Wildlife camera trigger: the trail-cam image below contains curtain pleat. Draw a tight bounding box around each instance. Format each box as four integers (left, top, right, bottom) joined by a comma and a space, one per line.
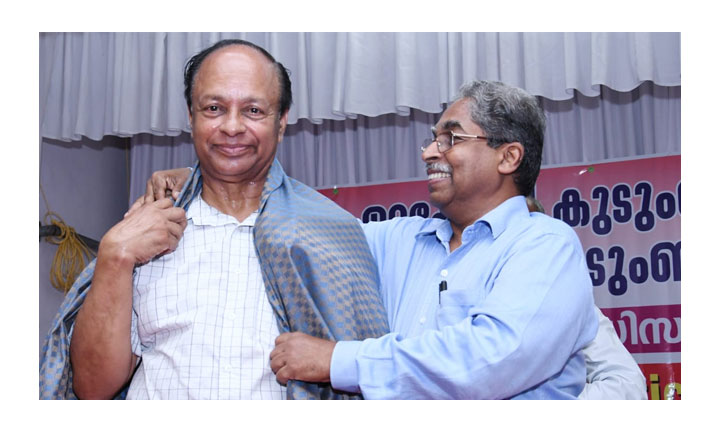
38, 32, 680, 204
41, 32, 680, 142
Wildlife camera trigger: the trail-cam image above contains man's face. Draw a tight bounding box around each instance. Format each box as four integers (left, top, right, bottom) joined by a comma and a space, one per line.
189, 45, 287, 184
421, 98, 505, 213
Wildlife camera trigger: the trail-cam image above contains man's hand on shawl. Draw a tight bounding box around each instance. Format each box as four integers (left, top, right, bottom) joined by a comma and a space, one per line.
147, 167, 192, 202
102, 198, 187, 266
124, 167, 191, 218
270, 332, 336, 385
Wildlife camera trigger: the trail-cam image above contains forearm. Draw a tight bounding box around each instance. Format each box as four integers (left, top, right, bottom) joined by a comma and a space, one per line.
332, 317, 566, 399
70, 247, 137, 399
332, 242, 598, 399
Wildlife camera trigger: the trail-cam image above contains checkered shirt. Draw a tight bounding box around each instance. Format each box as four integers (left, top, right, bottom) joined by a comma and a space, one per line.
126, 195, 285, 399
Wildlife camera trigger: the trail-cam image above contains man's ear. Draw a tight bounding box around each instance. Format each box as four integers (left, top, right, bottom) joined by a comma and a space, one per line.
498, 142, 524, 175
277, 110, 289, 141
188, 110, 194, 138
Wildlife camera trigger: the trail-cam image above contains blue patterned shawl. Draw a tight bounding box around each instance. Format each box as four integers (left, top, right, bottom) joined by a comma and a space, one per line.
39, 159, 389, 400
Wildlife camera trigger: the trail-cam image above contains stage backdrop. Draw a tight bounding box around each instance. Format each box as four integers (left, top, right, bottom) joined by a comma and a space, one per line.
318, 155, 680, 400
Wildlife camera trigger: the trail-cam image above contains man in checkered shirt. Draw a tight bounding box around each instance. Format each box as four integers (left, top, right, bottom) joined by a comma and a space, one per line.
69, 40, 295, 399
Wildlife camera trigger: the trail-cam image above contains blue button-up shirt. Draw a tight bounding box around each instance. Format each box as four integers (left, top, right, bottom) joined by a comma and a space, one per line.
330, 195, 598, 399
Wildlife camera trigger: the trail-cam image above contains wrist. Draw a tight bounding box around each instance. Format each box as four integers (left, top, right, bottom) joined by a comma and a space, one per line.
97, 237, 138, 271
330, 340, 362, 393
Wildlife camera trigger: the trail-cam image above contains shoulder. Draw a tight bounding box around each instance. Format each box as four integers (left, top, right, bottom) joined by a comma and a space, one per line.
362, 216, 442, 237
500, 211, 584, 254
362, 216, 443, 257
486, 196, 578, 245
528, 211, 578, 238
264, 175, 357, 224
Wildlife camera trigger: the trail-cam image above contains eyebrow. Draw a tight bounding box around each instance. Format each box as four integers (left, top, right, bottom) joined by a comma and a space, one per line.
195, 94, 225, 107
439, 120, 462, 131
432, 120, 463, 136
196, 94, 270, 106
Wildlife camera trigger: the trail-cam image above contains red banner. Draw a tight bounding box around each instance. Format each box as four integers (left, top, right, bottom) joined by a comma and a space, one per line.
319, 181, 444, 222
319, 155, 681, 400
640, 363, 681, 400
601, 305, 680, 354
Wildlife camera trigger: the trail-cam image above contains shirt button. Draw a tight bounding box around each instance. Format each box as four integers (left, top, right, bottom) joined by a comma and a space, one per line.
227, 312, 236, 320
419, 317, 426, 325
440, 269, 448, 277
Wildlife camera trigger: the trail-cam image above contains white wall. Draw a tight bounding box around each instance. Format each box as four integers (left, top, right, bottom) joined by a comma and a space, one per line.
39, 135, 130, 355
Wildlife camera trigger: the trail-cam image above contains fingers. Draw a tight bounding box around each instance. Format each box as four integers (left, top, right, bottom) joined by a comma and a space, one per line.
155, 205, 187, 255
166, 206, 187, 224
270, 334, 292, 384
164, 206, 188, 243
276, 370, 289, 386
144, 178, 156, 203
269, 351, 283, 373
270, 355, 287, 384
124, 195, 145, 218
119, 198, 187, 260
150, 172, 171, 202
270, 332, 334, 384
166, 222, 183, 244
269, 335, 286, 368
125, 196, 177, 219
171, 179, 184, 201
274, 332, 293, 345
177, 216, 188, 233
151, 197, 175, 209
146, 173, 173, 202
165, 215, 186, 242
269, 351, 290, 385
148, 168, 191, 202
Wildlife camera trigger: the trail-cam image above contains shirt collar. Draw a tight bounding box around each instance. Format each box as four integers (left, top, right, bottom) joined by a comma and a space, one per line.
414, 195, 529, 241
480, 195, 528, 239
187, 194, 258, 227
415, 218, 453, 243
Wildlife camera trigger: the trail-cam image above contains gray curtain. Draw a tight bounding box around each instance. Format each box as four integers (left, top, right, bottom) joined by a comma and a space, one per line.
40, 32, 680, 140
37, 32, 681, 203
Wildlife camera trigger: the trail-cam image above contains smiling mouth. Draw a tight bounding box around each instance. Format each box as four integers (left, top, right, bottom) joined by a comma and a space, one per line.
426, 162, 452, 181
428, 172, 451, 180
215, 144, 252, 155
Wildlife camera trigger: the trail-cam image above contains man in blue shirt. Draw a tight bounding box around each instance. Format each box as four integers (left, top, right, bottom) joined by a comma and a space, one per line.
268, 80, 598, 399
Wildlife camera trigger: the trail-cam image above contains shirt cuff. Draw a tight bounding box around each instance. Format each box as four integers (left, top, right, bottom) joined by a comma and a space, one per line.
330, 340, 363, 394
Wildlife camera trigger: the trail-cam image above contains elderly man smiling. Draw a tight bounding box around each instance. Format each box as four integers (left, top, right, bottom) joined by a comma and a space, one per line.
40, 39, 388, 400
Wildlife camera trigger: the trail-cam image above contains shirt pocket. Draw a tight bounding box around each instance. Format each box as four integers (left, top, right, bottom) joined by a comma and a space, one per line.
436, 288, 480, 328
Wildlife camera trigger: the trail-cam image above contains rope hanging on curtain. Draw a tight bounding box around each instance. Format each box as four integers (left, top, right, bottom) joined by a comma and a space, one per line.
40, 185, 96, 293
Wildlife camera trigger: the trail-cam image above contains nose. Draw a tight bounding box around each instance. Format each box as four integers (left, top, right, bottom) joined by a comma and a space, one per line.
421, 140, 442, 163
219, 110, 247, 136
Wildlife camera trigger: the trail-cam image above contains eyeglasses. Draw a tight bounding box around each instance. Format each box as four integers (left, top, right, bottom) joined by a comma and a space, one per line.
420, 130, 488, 154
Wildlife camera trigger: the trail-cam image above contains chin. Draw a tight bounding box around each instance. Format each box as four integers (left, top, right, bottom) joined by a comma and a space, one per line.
427, 194, 447, 211
215, 155, 256, 169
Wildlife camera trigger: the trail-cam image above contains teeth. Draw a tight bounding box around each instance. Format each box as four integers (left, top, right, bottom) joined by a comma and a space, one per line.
428, 172, 451, 180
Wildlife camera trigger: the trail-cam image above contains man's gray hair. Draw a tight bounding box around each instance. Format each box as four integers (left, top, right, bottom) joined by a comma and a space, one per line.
457, 80, 546, 196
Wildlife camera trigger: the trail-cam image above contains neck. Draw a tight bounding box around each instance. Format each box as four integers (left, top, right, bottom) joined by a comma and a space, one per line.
200, 177, 266, 222
444, 190, 521, 252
